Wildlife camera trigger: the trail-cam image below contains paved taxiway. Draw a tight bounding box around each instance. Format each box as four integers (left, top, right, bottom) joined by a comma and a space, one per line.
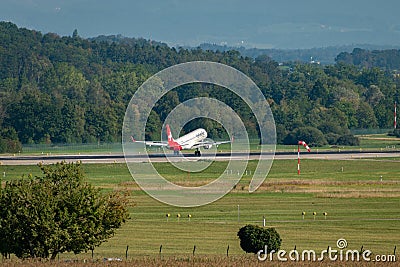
0, 151, 399, 165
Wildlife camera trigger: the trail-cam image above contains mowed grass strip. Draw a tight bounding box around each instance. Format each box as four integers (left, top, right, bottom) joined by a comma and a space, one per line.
75, 192, 400, 259
0, 159, 399, 259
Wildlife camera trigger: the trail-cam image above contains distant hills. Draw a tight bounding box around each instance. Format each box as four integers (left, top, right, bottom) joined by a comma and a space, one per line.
197, 43, 400, 65
88, 35, 400, 66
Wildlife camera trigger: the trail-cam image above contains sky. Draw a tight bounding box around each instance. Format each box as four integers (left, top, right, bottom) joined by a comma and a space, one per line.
1, 0, 400, 49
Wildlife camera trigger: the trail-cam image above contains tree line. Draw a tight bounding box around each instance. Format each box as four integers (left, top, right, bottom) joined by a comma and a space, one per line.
0, 22, 399, 152
198, 43, 394, 65
336, 48, 400, 71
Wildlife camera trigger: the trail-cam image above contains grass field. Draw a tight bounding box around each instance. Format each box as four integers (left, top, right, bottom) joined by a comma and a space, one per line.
1, 157, 399, 265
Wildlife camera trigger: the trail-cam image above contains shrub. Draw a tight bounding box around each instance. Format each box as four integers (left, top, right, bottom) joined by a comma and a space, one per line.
336, 134, 360, 146
283, 126, 327, 147
0, 127, 22, 153
0, 138, 22, 153
276, 124, 288, 144
325, 133, 340, 145
237, 224, 282, 254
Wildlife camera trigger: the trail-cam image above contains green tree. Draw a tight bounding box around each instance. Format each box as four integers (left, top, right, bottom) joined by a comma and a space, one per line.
336, 134, 360, 146
364, 85, 384, 106
0, 161, 130, 259
72, 29, 79, 39
237, 225, 281, 254
356, 102, 378, 128
284, 126, 328, 147
145, 110, 162, 140
155, 91, 181, 122
0, 127, 22, 153
1, 21, 399, 147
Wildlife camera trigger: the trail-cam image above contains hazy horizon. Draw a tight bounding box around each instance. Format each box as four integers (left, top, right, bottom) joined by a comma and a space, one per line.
1, 0, 400, 49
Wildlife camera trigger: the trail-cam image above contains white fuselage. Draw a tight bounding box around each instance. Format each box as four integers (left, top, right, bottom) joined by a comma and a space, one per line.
174, 128, 207, 149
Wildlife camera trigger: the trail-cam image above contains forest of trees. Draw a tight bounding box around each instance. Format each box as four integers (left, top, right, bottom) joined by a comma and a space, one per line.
0, 22, 399, 152
198, 43, 400, 65
336, 48, 400, 71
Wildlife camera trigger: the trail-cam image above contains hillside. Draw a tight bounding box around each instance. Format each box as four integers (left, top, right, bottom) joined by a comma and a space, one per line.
336, 48, 400, 70
198, 43, 400, 65
0, 22, 399, 152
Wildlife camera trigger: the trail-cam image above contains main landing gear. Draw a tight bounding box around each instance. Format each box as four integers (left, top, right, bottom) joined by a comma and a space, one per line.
194, 149, 201, 156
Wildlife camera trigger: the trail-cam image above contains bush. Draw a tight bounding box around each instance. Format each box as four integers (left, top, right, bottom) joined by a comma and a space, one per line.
336, 134, 360, 146
325, 133, 340, 145
276, 124, 288, 144
283, 126, 327, 147
0, 127, 22, 153
319, 121, 347, 135
237, 225, 281, 254
0, 138, 22, 153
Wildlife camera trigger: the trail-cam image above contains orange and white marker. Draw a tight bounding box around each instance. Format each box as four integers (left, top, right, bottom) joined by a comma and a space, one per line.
395, 102, 397, 129
298, 141, 311, 175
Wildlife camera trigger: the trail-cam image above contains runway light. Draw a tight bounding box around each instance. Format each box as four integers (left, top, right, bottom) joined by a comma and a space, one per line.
323, 212, 327, 219
188, 214, 191, 221
177, 213, 181, 222
313, 212, 317, 220
302, 211, 305, 220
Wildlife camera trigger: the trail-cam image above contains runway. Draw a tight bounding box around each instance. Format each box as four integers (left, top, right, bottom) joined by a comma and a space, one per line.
0, 150, 399, 165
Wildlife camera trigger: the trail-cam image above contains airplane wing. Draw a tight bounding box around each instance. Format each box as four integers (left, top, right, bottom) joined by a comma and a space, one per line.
131, 136, 169, 147
191, 140, 231, 149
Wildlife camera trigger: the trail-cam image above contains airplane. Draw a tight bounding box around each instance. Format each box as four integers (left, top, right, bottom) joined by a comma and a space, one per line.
131, 124, 231, 156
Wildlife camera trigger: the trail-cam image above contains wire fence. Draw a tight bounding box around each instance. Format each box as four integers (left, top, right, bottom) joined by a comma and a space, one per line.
351, 128, 394, 135
21, 143, 123, 155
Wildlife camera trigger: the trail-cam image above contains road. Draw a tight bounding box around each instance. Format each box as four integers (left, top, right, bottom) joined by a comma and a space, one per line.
0, 151, 399, 165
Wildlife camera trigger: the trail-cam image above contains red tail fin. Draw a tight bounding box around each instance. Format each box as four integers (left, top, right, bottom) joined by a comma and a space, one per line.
166, 124, 174, 143
165, 124, 182, 151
